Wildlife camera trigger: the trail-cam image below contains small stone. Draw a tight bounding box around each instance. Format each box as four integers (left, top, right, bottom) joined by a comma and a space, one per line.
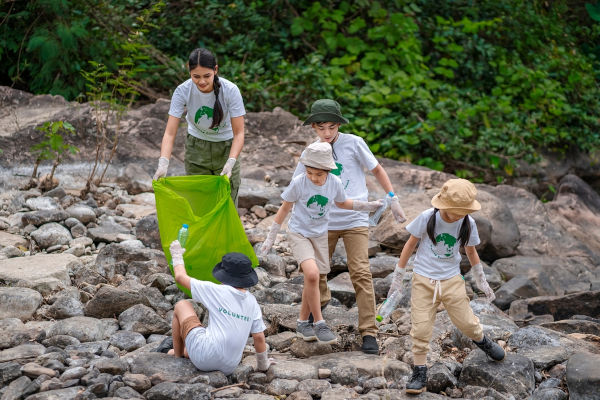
318, 368, 331, 379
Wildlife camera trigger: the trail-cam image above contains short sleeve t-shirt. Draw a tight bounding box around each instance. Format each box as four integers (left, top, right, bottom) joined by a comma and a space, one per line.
406, 208, 480, 280
282, 173, 347, 238
189, 279, 265, 374
168, 77, 245, 142
293, 133, 379, 230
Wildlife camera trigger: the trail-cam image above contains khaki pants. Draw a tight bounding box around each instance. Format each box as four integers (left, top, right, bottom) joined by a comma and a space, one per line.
320, 227, 377, 337
185, 135, 241, 206
410, 273, 483, 365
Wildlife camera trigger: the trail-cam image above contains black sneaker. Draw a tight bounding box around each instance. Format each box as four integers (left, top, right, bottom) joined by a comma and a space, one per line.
153, 336, 173, 353
361, 335, 379, 354
405, 365, 427, 394
474, 335, 505, 361
307, 301, 330, 324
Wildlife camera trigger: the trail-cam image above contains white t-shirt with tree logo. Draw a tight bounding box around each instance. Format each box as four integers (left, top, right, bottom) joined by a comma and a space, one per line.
188, 278, 265, 375
293, 133, 379, 230
406, 208, 480, 280
168, 77, 245, 142
282, 173, 347, 238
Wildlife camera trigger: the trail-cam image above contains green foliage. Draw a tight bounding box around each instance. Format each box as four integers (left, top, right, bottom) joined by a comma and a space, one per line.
30, 121, 79, 181
2, 0, 600, 182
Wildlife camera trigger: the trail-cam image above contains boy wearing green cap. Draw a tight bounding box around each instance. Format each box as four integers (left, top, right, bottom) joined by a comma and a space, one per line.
293, 99, 407, 354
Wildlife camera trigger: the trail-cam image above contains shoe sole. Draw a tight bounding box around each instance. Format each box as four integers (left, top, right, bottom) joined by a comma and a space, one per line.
405, 387, 427, 394
316, 338, 337, 345
361, 348, 379, 355
297, 332, 317, 342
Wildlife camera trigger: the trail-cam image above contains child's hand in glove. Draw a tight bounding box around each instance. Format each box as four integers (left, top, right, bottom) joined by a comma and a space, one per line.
471, 263, 495, 302
259, 222, 281, 256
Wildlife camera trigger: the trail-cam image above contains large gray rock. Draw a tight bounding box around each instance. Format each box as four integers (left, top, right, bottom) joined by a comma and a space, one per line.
46, 316, 119, 342
46, 291, 84, 319
128, 352, 208, 382
541, 319, 600, 336
368, 255, 398, 278
30, 222, 72, 249
546, 174, 600, 256
118, 304, 169, 335
304, 351, 411, 382
484, 185, 597, 262
508, 291, 600, 321
0, 254, 75, 295
95, 243, 167, 279
135, 214, 161, 249
493, 276, 539, 310
254, 283, 303, 305
258, 254, 287, 277
143, 382, 211, 400
566, 352, 600, 400
260, 304, 358, 332
25, 196, 60, 211
459, 351, 535, 399
0, 343, 46, 363
22, 386, 86, 400
110, 330, 147, 352
21, 209, 69, 226
0, 287, 43, 320
0, 361, 22, 385
0, 323, 45, 350
84, 285, 151, 318
117, 163, 153, 195
65, 203, 97, 224
517, 345, 571, 370
238, 179, 283, 209
88, 219, 131, 243
494, 255, 597, 297
475, 188, 520, 260
328, 272, 356, 307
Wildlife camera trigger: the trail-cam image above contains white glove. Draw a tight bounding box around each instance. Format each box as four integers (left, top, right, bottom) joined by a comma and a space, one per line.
353, 199, 384, 212
389, 195, 406, 223
170, 240, 186, 266
259, 222, 281, 256
256, 350, 276, 371
220, 157, 237, 178
153, 157, 169, 180
387, 267, 405, 298
472, 263, 495, 302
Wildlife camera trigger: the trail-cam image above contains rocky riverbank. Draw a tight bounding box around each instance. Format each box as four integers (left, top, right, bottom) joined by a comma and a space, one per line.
1, 87, 599, 399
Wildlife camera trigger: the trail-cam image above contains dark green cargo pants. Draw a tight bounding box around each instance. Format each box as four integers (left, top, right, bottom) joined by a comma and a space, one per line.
185, 135, 241, 206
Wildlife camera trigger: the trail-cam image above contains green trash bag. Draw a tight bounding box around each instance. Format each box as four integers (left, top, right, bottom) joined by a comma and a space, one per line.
152, 175, 258, 296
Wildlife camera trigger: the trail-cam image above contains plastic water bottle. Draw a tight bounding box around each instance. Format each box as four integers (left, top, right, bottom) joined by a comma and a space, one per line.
177, 224, 189, 248
368, 192, 393, 226
376, 290, 401, 322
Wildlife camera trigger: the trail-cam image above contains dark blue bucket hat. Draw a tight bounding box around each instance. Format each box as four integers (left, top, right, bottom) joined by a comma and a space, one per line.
212, 252, 258, 288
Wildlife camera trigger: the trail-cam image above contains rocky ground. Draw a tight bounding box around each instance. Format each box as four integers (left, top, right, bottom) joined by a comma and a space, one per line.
1, 87, 600, 399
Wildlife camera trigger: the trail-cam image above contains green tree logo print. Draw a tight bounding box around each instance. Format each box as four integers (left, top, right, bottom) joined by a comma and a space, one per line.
330, 162, 349, 189
307, 194, 329, 219
430, 233, 457, 258
194, 106, 219, 133
195, 106, 213, 123
331, 162, 343, 176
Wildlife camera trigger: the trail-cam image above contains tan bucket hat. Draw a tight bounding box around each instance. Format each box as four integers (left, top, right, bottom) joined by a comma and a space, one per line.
431, 178, 481, 215
299, 142, 337, 170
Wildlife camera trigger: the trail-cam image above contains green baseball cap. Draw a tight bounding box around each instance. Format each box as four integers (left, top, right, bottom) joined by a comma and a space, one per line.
302, 99, 349, 126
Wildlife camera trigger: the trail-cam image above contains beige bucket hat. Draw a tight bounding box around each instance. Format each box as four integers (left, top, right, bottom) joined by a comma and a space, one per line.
431, 178, 481, 216
299, 142, 337, 170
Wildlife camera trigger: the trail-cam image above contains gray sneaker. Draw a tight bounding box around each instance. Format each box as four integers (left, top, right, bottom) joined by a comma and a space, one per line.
314, 322, 337, 344
296, 321, 317, 341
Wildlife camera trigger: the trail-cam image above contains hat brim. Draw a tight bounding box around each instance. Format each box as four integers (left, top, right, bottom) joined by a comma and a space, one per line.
299, 157, 337, 171
431, 194, 481, 214
302, 112, 349, 126
212, 262, 258, 288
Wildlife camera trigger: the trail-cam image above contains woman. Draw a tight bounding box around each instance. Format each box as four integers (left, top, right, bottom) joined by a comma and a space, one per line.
153, 48, 245, 204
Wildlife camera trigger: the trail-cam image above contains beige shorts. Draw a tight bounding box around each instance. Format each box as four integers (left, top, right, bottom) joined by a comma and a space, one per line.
288, 231, 330, 274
